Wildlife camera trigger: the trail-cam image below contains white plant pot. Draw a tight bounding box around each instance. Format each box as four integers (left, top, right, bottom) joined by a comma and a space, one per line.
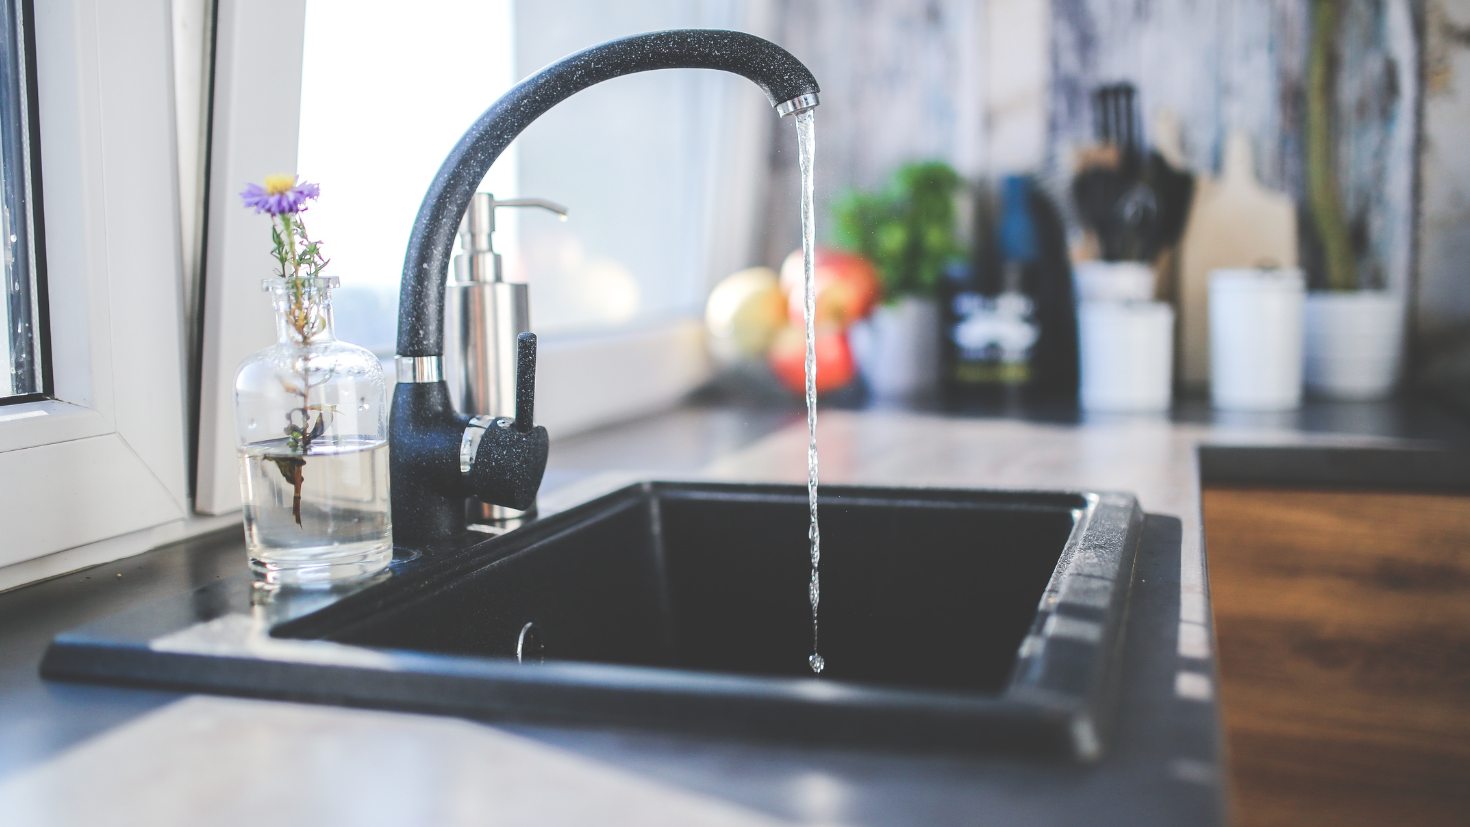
849, 297, 940, 401
1304, 291, 1405, 400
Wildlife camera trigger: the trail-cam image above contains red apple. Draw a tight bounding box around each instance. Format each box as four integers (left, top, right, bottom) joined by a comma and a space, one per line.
779, 248, 882, 328
767, 323, 856, 395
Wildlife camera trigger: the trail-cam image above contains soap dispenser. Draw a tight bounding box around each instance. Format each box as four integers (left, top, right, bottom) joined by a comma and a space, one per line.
444, 192, 567, 528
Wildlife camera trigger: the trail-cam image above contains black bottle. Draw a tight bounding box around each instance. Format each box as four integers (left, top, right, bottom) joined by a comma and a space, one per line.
942, 175, 1078, 408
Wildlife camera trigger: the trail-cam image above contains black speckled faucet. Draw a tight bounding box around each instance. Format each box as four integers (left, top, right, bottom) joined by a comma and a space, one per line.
390, 29, 820, 545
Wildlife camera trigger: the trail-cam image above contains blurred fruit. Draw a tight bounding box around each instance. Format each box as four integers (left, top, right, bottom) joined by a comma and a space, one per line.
767, 322, 856, 395
705, 267, 786, 359
779, 248, 882, 328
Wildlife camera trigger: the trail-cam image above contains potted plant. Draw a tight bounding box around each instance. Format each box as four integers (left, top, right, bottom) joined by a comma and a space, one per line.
832, 162, 964, 400
1302, 0, 1405, 400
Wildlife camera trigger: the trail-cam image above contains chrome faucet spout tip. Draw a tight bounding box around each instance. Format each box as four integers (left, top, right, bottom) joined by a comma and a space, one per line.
776, 93, 820, 118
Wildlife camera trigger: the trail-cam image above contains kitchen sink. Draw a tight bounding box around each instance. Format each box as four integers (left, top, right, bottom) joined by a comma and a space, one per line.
44, 482, 1144, 758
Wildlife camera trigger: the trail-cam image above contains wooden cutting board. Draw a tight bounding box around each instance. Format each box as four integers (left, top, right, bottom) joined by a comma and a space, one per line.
1178, 132, 1298, 389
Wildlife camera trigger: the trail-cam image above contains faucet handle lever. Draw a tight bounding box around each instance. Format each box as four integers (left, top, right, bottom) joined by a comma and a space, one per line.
514, 332, 537, 433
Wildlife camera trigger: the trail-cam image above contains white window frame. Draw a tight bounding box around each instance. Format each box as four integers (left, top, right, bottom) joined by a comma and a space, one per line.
194, 0, 308, 515
0, 0, 203, 589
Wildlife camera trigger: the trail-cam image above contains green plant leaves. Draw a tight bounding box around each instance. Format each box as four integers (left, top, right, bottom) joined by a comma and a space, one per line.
831, 161, 965, 300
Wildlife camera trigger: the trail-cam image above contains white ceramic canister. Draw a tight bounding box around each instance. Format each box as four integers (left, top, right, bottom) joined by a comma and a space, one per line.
1209, 268, 1305, 411
1078, 300, 1175, 413
1303, 291, 1405, 400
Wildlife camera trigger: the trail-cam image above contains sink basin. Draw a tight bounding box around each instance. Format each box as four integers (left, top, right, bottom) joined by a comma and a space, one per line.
44, 482, 1143, 758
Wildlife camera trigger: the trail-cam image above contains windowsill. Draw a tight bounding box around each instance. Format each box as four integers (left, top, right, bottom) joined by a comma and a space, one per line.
377, 316, 715, 439
0, 398, 111, 454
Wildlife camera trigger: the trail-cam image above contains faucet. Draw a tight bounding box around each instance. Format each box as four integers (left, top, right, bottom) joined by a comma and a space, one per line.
391, 29, 820, 545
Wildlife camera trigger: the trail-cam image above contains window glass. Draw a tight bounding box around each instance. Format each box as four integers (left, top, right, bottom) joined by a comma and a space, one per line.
511, 3, 738, 336
298, 1, 748, 352
297, 0, 519, 355
0, 0, 43, 402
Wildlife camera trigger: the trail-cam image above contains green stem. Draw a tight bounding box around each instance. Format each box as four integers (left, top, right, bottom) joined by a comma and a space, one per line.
1307, 0, 1356, 292
285, 213, 300, 278
271, 215, 290, 277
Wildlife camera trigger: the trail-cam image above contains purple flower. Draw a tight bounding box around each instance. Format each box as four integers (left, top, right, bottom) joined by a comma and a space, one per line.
241, 174, 320, 215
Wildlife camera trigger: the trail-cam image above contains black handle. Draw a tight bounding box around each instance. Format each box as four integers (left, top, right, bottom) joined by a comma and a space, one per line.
515, 332, 536, 433
464, 340, 549, 509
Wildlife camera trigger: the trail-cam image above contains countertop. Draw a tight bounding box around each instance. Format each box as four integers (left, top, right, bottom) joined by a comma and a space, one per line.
0, 398, 1466, 826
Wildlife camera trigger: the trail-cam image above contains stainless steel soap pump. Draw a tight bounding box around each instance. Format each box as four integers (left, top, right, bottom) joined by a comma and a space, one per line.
445, 192, 567, 528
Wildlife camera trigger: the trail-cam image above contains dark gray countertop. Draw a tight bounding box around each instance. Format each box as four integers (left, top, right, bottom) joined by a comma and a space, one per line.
0, 397, 1464, 824
0, 407, 795, 783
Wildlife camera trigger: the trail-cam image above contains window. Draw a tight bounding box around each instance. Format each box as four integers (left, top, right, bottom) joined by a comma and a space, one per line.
294, 0, 773, 346
0, 0, 783, 583
0, 0, 44, 404
0, 0, 197, 588
295, 0, 519, 354
195, 1, 776, 514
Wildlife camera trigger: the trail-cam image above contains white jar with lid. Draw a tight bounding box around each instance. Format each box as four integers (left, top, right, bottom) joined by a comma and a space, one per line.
1078, 300, 1174, 413
1074, 261, 1173, 413
1209, 268, 1304, 411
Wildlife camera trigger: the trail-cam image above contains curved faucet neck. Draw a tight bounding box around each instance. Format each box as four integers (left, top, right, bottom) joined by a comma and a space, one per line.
395, 29, 819, 358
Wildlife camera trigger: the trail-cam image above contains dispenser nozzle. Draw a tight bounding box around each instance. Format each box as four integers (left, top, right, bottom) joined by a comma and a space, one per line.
459, 193, 568, 247
494, 198, 569, 220
455, 193, 569, 283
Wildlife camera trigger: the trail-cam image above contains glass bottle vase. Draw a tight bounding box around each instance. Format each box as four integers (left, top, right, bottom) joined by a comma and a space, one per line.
234, 276, 392, 586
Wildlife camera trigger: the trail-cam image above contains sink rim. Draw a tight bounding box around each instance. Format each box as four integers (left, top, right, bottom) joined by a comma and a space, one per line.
274, 480, 1145, 758
43, 480, 1144, 759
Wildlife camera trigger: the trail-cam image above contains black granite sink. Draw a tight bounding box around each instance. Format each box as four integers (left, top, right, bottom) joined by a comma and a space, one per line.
44, 482, 1143, 758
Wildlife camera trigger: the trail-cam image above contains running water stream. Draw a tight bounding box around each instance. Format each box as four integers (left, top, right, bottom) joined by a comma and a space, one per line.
795, 110, 823, 675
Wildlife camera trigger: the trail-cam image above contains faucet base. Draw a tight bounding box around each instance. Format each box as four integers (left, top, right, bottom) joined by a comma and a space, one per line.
389, 375, 549, 547
389, 381, 470, 546
468, 499, 535, 529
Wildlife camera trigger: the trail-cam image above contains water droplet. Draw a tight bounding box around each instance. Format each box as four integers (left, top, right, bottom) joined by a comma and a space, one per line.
809, 653, 824, 673
247, 418, 257, 429
358, 397, 369, 411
